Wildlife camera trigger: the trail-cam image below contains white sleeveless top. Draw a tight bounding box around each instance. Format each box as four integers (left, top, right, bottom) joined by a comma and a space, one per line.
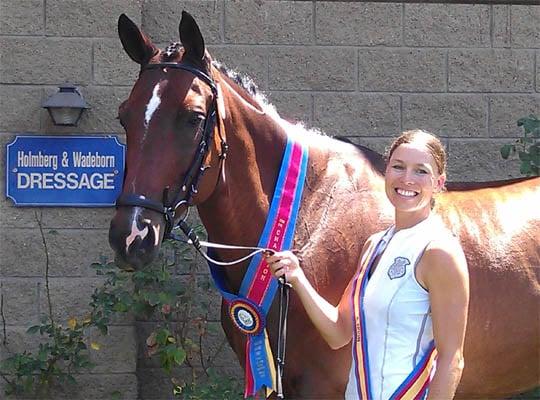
345, 216, 445, 400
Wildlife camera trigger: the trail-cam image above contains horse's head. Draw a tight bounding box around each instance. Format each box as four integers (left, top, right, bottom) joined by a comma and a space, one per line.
109, 12, 225, 270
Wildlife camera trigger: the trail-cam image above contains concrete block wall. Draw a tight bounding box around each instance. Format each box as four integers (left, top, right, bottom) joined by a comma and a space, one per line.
0, 1, 538, 399
0, 0, 141, 398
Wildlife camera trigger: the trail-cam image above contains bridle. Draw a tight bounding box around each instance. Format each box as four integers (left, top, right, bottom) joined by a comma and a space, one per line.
115, 60, 290, 398
115, 61, 228, 239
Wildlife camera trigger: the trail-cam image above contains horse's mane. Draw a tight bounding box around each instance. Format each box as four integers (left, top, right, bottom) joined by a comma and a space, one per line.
445, 177, 534, 190
211, 60, 389, 175
212, 60, 260, 98
209, 59, 536, 189
333, 136, 387, 174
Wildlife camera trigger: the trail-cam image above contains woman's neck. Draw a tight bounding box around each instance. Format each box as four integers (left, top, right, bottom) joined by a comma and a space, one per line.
394, 207, 432, 231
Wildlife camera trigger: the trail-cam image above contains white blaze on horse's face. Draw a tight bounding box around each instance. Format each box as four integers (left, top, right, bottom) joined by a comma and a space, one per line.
125, 218, 149, 253
144, 81, 164, 134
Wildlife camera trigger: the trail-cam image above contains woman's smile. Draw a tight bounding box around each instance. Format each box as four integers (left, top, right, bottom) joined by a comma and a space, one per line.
395, 188, 419, 198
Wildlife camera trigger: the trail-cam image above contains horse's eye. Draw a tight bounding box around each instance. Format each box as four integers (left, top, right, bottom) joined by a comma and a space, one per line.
188, 114, 205, 127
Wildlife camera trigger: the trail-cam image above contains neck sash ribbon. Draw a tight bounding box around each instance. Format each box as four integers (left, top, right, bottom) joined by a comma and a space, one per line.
208, 135, 308, 398
351, 231, 437, 400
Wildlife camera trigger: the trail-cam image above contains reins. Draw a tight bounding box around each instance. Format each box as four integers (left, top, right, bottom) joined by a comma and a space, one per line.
116, 60, 290, 399
169, 218, 272, 266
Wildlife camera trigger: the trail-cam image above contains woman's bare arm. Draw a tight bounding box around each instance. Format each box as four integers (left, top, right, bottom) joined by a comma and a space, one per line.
266, 238, 374, 350
418, 238, 469, 399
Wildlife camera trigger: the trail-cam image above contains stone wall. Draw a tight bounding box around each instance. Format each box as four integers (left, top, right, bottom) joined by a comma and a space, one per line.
0, 1, 538, 399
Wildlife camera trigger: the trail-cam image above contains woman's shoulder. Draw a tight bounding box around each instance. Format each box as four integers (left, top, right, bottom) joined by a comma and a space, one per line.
422, 222, 468, 280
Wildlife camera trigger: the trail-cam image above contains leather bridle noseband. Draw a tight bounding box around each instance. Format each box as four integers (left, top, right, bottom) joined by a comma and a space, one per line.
115, 62, 228, 238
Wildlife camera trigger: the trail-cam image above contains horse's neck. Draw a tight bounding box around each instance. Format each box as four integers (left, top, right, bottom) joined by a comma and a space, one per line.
197, 77, 391, 291
197, 80, 287, 287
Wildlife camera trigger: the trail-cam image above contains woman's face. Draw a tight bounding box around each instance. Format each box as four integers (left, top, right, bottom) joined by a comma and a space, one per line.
385, 142, 446, 214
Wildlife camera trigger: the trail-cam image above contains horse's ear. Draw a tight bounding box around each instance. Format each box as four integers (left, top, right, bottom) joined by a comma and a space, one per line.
118, 13, 157, 65
179, 11, 205, 65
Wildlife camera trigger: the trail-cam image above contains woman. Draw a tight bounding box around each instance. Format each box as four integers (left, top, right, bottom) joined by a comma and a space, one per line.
266, 130, 469, 399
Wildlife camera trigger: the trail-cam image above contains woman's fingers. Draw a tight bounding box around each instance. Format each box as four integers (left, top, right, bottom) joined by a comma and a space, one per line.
273, 267, 286, 278
264, 250, 303, 288
265, 252, 294, 277
265, 250, 295, 263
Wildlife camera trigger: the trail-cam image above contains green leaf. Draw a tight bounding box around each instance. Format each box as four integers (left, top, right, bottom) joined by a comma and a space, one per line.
26, 325, 40, 334
158, 291, 174, 305
97, 323, 108, 335
113, 302, 129, 312
172, 347, 186, 365
155, 329, 171, 345
517, 115, 540, 136
518, 151, 530, 162
500, 144, 514, 159
111, 391, 122, 400
529, 145, 540, 165
520, 161, 533, 175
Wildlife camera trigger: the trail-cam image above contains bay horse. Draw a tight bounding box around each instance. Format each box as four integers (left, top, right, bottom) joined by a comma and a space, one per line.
108, 12, 540, 399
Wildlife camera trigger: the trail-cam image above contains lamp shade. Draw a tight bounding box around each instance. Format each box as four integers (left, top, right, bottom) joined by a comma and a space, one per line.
42, 84, 89, 126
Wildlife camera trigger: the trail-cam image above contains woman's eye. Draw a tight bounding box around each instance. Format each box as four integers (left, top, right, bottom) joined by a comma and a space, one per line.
416, 169, 428, 174
392, 165, 404, 170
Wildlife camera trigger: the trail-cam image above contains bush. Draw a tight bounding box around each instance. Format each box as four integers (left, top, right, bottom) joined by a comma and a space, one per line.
0, 215, 242, 399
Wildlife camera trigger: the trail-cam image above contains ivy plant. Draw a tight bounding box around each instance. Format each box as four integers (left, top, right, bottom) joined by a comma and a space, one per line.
501, 114, 540, 176
1, 215, 241, 399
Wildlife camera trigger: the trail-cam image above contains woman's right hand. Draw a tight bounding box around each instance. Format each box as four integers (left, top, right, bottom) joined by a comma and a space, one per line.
265, 250, 305, 288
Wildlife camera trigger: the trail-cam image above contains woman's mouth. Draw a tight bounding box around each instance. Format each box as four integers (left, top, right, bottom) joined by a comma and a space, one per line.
395, 188, 418, 197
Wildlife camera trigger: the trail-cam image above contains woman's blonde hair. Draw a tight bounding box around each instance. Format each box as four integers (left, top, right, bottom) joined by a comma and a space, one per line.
386, 129, 447, 176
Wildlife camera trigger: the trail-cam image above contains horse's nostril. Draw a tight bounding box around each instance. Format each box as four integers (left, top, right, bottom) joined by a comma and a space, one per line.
109, 213, 161, 271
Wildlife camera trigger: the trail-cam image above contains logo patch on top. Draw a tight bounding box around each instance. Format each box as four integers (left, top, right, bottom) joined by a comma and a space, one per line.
387, 257, 410, 280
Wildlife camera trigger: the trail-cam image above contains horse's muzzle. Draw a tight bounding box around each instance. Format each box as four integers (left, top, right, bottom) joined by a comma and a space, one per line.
108, 209, 163, 270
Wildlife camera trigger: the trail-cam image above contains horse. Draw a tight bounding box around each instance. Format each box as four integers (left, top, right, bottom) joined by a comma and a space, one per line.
108, 12, 540, 399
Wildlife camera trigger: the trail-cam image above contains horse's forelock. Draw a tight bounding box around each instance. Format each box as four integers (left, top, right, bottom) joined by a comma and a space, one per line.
161, 42, 183, 61
161, 42, 182, 61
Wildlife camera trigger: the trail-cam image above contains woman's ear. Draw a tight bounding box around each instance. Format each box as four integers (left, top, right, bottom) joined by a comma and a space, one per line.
435, 173, 447, 193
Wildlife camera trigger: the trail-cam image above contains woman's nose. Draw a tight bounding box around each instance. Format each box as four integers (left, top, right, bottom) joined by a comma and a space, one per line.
402, 169, 415, 185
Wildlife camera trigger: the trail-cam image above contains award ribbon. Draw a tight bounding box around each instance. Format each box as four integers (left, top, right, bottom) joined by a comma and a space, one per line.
208, 135, 308, 397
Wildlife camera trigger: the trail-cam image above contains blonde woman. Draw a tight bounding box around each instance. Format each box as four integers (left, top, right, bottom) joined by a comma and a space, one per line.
267, 130, 469, 399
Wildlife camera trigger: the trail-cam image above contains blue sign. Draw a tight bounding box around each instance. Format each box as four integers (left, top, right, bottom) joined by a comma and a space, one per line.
6, 136, 125, 207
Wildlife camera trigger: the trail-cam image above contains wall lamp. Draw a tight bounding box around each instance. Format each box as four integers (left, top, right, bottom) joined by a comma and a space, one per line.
42, 84, 89, 126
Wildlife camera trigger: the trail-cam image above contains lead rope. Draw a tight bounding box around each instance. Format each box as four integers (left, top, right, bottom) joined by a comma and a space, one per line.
168, 220, 270, 266
276, 276, 291, 399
